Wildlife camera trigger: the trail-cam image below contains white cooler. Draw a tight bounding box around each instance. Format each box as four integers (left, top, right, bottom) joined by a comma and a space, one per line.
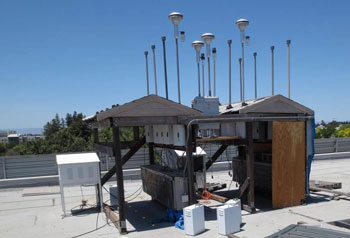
184, 204, 205, 236
217, 202, 241, 235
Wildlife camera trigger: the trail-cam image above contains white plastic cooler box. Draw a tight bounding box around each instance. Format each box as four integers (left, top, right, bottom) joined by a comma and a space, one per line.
217, 199, 242, 235
184, 204, 205, 236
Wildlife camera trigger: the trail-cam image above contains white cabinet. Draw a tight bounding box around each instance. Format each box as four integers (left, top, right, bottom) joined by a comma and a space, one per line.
173, 124, 186, 146
56, 153, 103, 216
145, 125, 154, 143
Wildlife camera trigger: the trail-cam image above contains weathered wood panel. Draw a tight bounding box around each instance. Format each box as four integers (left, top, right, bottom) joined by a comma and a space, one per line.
272, 121, 306, 209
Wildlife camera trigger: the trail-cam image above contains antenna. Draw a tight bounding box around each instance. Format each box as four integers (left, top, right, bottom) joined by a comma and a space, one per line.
228, 40, 232, 108
236, 19, 249, 105
253, 52, 257, 99
169, 11, 184, 104
201, 53, 205, 97
151, 45, 158, 95
192, 41, 204, 97
287, 40, 291, 99
212, 47, 217, 96
201, 33, 215, 96
161, 36, 168, 99
271, 45, 275, 96
239, 58, 242, 101
144, 51, 150, 95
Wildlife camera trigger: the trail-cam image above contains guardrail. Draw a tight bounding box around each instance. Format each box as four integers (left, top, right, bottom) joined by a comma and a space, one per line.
0, 138, 349, 180
314, 137, 350, 154
0, 144, 238, 180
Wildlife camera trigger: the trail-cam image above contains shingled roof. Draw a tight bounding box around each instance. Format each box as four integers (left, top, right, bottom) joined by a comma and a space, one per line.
220, 94, 313, 116
96, 94, 203, 122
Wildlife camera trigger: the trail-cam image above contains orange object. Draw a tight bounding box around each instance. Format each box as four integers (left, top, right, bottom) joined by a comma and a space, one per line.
201, 190, 212, 200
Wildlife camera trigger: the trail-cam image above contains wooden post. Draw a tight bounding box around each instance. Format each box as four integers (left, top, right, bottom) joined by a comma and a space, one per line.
186, 125, 196, 205
149, 142, 155, 165
246, 122, 255, 208
112, 126, 127, 233
133, 126, 139, 141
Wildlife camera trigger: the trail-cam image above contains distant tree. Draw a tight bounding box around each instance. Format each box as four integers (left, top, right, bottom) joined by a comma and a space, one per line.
12, 111, 92, 155
337, 125, 350, 138
0, 143, 7, 155
43, 114, 64, 137
99, 128, 113, 142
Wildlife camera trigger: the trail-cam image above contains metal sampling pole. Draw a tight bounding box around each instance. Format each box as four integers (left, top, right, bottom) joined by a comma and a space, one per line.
228, 40, 232, 107
151, 45, 158, 95
253, 52, 257, 99
201, 53, 205, 97
212, 48, 217, 97
239, 58, 242, 101
287, 40, 291, 99
161, 36, 168, 99
241, 42, 245, 103
144, 51, 149, 95
271, 45, 275, 96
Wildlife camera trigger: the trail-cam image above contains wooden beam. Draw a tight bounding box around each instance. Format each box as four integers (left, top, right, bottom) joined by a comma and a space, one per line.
309, 186, 350, 197
92, 119, 112, 128
149, 142, 155, 165
104, 205, 120, 230
186, 125, 196, 205
242, 204, 256, 213
246, 122, 255, 209
153, 143, 186, 151
210, 193, 229, 203
239, 177, 250, 198
112, 126, 127, 233
206, 144, 229, 170
101, 137, 146, 185
133, 127, 139, 141
197, 136, 240, 143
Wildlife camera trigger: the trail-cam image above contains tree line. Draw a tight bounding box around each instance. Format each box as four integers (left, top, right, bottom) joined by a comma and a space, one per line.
0, 112, 144, 156
315, 120, 350, 139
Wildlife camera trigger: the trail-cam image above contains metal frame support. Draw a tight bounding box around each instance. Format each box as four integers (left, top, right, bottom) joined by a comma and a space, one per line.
112, 126, 127, 233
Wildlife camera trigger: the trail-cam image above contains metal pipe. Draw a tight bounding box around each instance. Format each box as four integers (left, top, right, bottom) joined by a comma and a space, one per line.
201, 53, 205, 97
213, 48, 216, 97
253, 52, 257, 99
207, 56, 211, 96
161, 36, 169, 99
228, 40, 232, 107
241, 42, 245, 104
197, 61, 201, 97
287, 40, 291, 99
144, 51, 149, 95
175, 38, 181, 103
151, 45, 158, 95
239, 58, 242, 102
271, 45, 275, 96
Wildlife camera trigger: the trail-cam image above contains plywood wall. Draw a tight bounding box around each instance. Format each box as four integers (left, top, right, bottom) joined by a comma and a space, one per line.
272, 121, 306, 208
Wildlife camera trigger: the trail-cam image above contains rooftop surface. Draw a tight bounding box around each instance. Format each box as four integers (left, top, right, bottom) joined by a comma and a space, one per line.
0, 158, 349, 238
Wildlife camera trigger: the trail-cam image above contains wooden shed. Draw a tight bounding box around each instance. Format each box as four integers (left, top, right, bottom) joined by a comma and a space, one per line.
87, 93, 315, 233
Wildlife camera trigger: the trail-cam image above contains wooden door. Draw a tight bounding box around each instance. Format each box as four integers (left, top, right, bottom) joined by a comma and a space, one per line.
272, 121, 306, 208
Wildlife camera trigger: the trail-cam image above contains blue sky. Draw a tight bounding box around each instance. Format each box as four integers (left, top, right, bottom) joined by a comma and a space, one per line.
1, 0, 350, 129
